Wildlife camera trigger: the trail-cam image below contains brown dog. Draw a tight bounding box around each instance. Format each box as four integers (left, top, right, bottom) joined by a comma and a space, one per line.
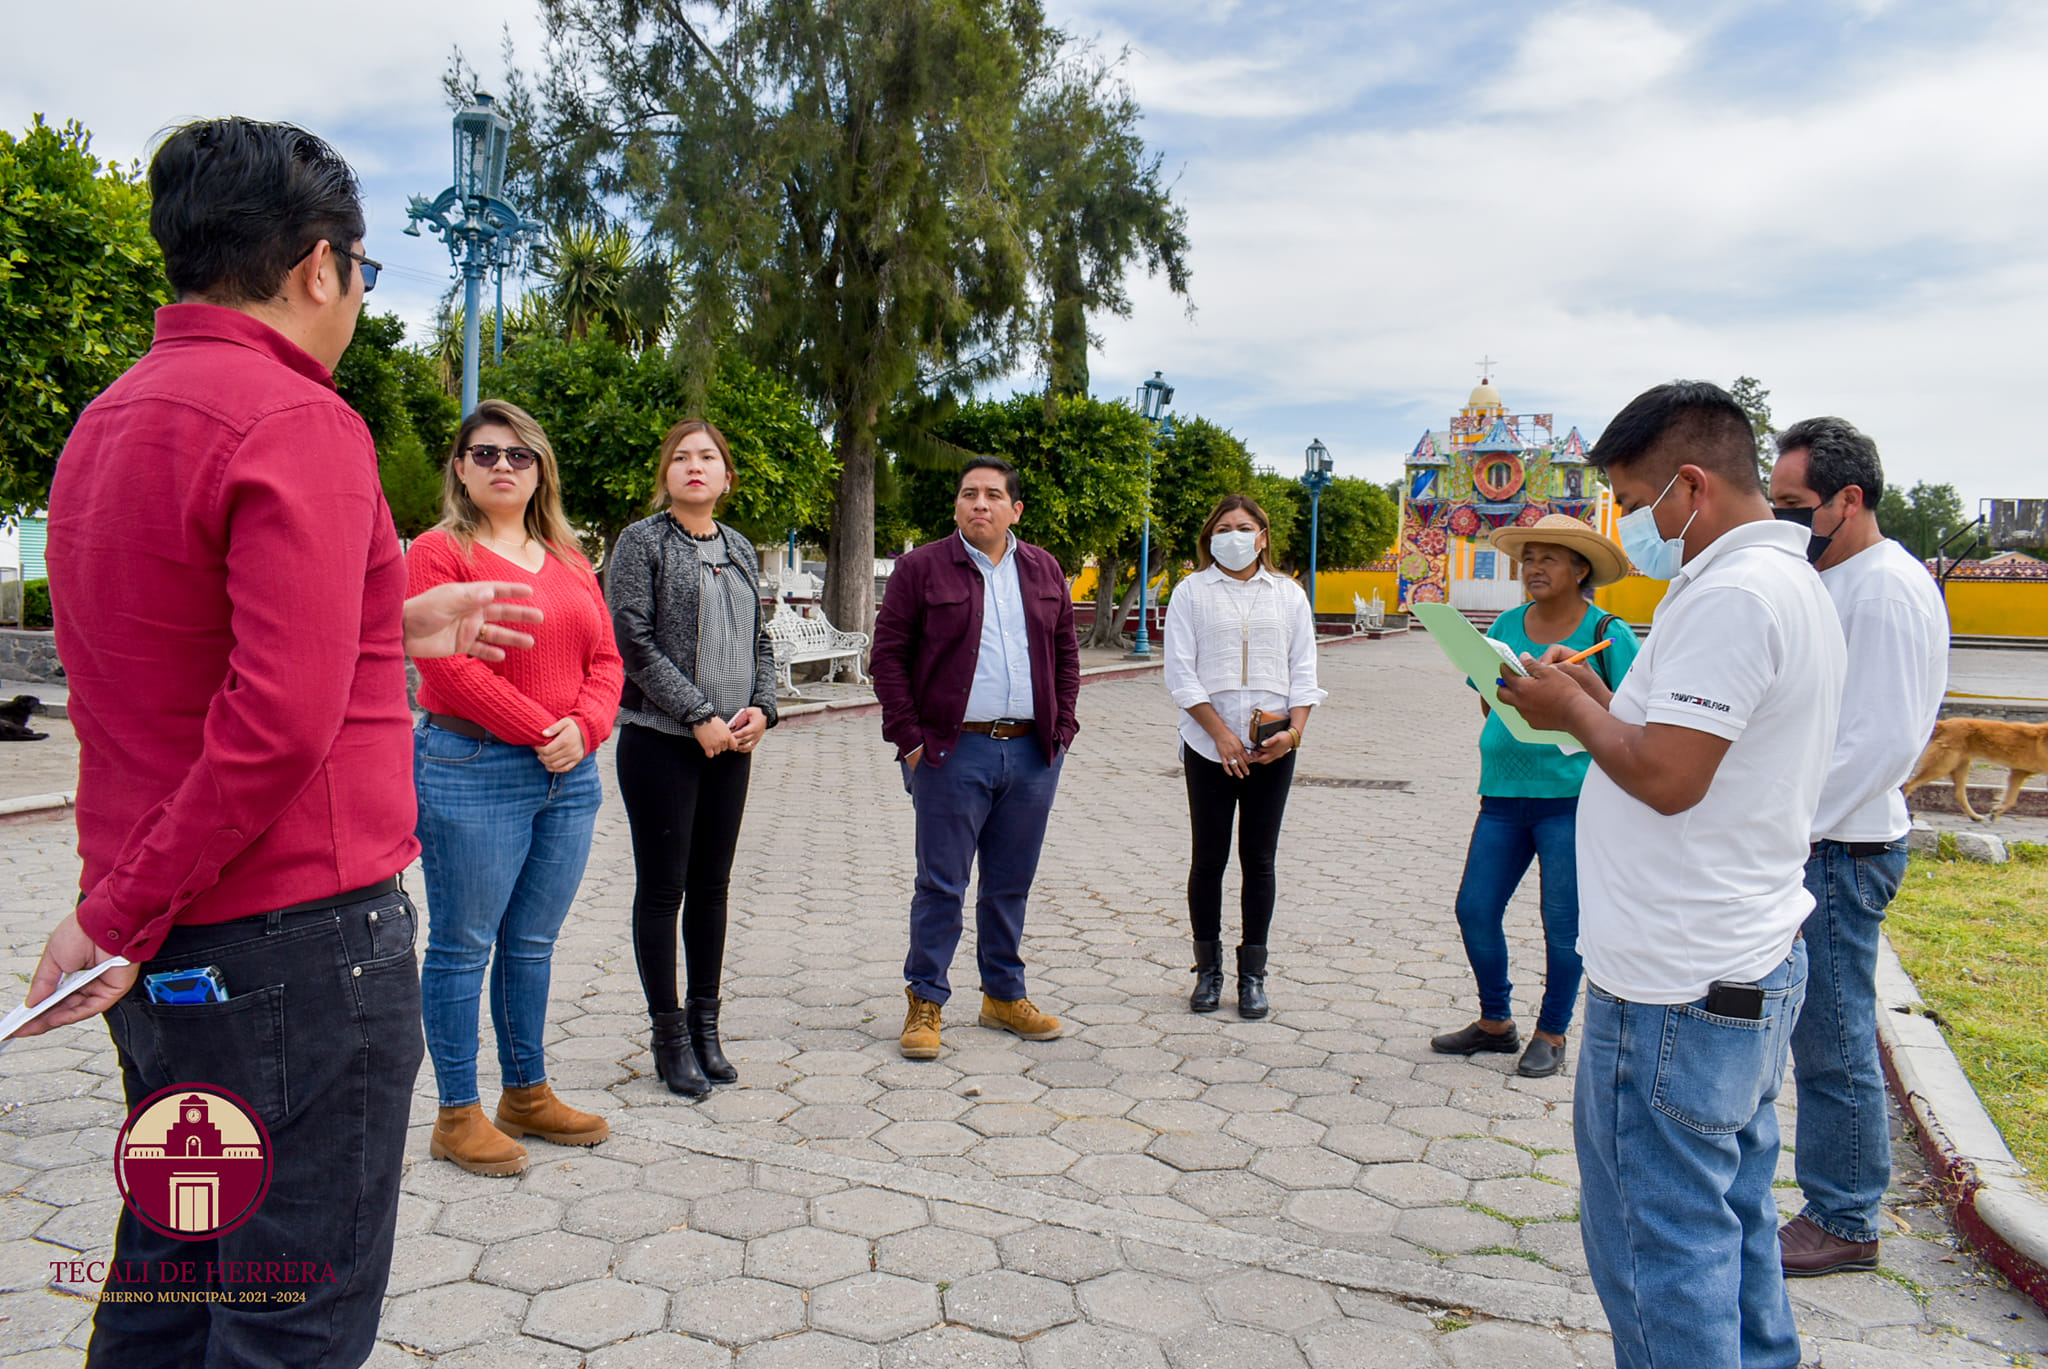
1903, 718, 2048, 822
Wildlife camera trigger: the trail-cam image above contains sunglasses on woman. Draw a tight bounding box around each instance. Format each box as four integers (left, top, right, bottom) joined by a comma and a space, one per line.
463, 444, 539, 470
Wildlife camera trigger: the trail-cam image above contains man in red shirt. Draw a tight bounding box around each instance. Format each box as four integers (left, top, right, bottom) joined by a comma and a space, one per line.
25, 118, 531, 1369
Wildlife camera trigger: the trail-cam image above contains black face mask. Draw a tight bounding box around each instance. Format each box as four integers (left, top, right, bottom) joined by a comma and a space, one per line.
1773, 500, 1841, 565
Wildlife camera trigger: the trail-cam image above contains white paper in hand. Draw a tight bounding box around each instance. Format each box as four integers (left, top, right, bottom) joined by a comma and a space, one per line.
0, 957, 132, 1052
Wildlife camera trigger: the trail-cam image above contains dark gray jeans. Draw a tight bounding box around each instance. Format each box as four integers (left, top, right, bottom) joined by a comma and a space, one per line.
88, 886, 424, 1369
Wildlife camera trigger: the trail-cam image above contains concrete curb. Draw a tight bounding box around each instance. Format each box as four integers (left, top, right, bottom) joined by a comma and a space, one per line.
1876, 935, 2048, 1311
0, 790, 73, 819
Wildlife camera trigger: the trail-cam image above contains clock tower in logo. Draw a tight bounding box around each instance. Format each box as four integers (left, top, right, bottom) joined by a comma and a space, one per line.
115, 1085, 273, 1240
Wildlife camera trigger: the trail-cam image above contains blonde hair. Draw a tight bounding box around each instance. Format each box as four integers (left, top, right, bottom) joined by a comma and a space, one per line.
436, 399, 584, 565
649, 418, 737, 512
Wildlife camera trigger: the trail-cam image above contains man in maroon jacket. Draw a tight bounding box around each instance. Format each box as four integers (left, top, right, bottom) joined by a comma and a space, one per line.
25, 119, 534, 1369
872, 457, 1082, 1059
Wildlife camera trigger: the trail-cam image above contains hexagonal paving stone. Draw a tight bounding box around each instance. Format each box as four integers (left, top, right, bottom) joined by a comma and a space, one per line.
1049, 1118, 1151, 1153
1392, 1205, 1514, 1256
787, 1105, 890, 1140
642, 1155, 750, 1199
1424, 1137, 1535, 1180
1440, 1321, 1580, 1368
964, 1103, 1062, 1137
1148, 1132, 1255, 1172
737, 1331, 881, 1368
1386, 1107, 1486, 1139
789, 1075, 885, 1107
520, 1154, 640, 1201
1248, 1147, 1360, 1191
1022, 1322, 1169, 1369
1170, 1170, 1285, 1218
811, 1271, 944, 1342
1517, 1220, 1588, 1275
1321, 1125, 1427, 1165
1281, 1189, 1399, 1237
972, 1136, 1080, 1176
1300, 1321, 1445, 1369
1068, 1153, 1181, 1197
478, 1230, 615, 1293
943, 1269, 1080, 1337
875, 1122, 983, 1157
1354, 1162, 1468, 1209
996, 1227, 1121, 1282
814, 1187, 928, 1238
873, 1089, 974, 1122
526, 1277, 668, 1351
1164, 1323, 1311, 1369
881, 1324, 1026, 1368
689, 1188, 808, 1239
669, 1276, 806, 1346
745, 1227, 872, 1287
437, 1191, 566, 1244
381, 1282, 530, 1355
385, 1233, 481, 1295
1077, 1271, 1209, 1336
615, 1230, 745, 1290
565, 1189, 689, 1242
415, 1334, 583, 1369
585, 1332, 731, 1369
1205, 1269, 1339, 1334
1467, 1177, 1577, 1222
877, 1225, 1000, 1282
1222, 1111, 1325, 1149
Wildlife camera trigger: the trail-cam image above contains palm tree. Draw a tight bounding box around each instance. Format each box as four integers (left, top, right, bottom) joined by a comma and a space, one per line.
534, 222, 637, 343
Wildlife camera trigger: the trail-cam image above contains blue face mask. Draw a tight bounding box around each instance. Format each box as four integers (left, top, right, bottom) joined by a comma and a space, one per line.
1616, 471, 1697, 580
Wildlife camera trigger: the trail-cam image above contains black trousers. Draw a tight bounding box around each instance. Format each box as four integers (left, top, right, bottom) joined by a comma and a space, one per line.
89, 887, 424, 1369
1183, 745, 1297, 946
615, 722, 753, 1013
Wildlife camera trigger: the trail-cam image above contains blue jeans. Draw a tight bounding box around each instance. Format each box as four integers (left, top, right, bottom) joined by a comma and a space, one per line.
1576, 942, 1807, 1369
415, 724, 601, 1107
1452, 796, 1583, 1035
904, 731, 1063, 1005
1793, 840, 1908, 1243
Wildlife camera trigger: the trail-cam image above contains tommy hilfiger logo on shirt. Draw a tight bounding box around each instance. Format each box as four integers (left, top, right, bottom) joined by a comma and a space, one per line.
1668, 692, 1733, 714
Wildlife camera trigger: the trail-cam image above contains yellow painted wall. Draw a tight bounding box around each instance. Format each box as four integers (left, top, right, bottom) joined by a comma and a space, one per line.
1592, 575, 1670, 625
1940, 580, 2048, 638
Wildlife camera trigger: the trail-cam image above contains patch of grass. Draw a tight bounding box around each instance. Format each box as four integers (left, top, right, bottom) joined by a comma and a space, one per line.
1467, 1244, 1549, 1265
1870, 1266, 1932, 1306
1431, 1312, 1473, 1334
1887, 849, 2048, 1185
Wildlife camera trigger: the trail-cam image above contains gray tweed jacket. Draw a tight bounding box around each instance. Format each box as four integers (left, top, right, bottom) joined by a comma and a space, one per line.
606, 513, 779, 730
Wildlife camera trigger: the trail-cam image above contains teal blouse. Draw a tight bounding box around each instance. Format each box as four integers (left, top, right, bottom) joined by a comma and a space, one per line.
1476, 603, 1641, 798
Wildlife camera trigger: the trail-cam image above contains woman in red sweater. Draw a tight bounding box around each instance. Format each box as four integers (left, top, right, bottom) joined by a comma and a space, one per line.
408, 400, 624, 1176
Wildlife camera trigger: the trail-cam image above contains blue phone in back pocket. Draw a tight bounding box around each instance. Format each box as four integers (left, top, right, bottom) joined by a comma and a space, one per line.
143, 965, 229, 1004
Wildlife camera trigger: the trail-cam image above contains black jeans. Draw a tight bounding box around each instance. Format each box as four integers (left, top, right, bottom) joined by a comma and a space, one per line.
616, 722, 753, 1013
89, 885, 424, 1369
1183, 745, 1297, 945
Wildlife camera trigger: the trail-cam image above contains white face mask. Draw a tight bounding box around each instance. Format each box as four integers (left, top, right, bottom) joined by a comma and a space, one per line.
1211, 530, 1260, 572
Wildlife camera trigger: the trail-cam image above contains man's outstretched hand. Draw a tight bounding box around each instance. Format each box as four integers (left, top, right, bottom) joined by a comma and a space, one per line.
404, 582, 543, 661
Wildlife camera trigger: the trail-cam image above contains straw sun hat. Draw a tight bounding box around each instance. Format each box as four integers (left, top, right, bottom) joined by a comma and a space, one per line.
1488, 514, 1630, 589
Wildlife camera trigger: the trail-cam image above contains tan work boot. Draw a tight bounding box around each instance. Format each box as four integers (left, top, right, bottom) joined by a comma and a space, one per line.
901, 986, 943, 1060
431, 1104, 529, 1176
494, 1083, 610, 1147
979, 994, 1062, 1041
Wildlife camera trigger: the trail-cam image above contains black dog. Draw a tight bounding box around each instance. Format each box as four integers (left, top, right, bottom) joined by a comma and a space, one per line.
0, 694, 47, 742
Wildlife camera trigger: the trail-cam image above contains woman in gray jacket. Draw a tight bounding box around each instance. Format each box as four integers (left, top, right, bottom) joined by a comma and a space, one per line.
607, 419, 779, 1098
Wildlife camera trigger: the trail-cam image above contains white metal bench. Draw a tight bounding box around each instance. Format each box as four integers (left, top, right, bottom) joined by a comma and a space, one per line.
767, 609, 870, 697
1353, 591, 1385, 633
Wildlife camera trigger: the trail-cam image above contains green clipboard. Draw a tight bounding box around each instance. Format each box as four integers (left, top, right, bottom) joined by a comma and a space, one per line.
1410, 602, 1584, 755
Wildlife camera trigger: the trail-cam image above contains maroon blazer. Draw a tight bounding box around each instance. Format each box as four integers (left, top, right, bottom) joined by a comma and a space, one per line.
872, 533, 1081, 768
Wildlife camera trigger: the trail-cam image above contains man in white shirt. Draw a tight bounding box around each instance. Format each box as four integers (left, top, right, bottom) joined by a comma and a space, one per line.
1768, 417, 1948, 1277
1500, 381, 1845, 1369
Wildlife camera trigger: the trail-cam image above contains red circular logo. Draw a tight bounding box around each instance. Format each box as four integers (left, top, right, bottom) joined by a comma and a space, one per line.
113, 1085, 273, 1241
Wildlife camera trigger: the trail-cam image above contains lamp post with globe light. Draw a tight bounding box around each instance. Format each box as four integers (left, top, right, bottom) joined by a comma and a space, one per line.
1127, 371, 1175, 658
405, 93, 536, 417
1302, 438, 1334, 610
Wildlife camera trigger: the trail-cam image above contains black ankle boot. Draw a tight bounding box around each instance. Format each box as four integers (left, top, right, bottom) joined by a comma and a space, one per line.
651, 1010, 710, 1099
1236, 945, 1270, 1020
1190, 940, 1224, 1014
685, 997, 738, 1085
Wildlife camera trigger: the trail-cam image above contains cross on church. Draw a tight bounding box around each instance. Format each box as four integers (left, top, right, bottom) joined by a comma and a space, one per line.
1475, 356, 1499, 382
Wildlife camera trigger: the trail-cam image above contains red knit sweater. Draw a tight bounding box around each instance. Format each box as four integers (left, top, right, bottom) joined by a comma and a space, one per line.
408, 530, 624, 751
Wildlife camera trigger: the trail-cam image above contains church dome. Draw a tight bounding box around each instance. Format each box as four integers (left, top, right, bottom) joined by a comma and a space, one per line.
1467, 380, 1504, 412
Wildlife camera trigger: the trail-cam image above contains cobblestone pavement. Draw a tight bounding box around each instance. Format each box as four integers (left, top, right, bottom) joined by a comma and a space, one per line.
4, 636, 2046, 1366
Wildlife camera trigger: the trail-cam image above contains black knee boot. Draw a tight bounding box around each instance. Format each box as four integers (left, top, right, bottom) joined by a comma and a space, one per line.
1190, 940, 1224, 1014
651, 1010, 710, 1099
685, 997, 738, 1085
1236, 945, 1269, 1020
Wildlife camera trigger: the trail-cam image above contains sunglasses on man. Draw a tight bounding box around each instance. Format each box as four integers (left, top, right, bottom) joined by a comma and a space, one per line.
291, 239, 381, 293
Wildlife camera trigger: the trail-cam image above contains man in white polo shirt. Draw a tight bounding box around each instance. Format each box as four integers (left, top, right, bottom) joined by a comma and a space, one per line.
1769, 417, 1947, 1278
1500, 381, 1845, 1369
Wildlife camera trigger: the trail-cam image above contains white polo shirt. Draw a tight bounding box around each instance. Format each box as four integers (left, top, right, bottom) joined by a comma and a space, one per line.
1812, 538, 1949, 843
1577, 518, 1846, 1004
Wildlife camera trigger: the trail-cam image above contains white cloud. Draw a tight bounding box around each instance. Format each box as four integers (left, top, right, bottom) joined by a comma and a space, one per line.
1480, 3, 1691, 114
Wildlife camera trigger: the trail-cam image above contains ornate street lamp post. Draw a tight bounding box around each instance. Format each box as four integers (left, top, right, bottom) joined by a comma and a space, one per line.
1128, 371, 1175, 659
1302, 438, 1334, 611
405, 93, 536, 417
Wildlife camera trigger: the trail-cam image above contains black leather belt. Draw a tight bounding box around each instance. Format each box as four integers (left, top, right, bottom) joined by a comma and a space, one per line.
271, 875, 401, 919
424, 711, 496, 743
1811, 839, 1895, 859
960, 719, 1035, 740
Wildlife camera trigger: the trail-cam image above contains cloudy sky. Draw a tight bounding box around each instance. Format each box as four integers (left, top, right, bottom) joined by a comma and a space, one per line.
6, 0, 2043, 508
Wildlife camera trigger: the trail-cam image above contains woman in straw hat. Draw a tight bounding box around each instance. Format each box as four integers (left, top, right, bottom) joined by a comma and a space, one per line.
1429, 514, 1640, 1078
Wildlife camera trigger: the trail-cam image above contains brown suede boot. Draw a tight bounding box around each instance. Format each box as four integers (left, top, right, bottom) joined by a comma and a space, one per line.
978, 994, 1062, 1040
431, 1104, 529, 1176
494, 1083, 610, 1147
901, 987, 943, 1060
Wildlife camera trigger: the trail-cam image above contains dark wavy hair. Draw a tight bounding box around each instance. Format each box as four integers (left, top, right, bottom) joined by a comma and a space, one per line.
148, 118, 365, 304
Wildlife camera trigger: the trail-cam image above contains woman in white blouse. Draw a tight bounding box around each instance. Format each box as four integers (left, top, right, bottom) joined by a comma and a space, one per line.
1163, 495, 1327, 1018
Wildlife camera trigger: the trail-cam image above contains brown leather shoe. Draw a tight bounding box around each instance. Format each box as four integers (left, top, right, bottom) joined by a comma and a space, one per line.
978, 994, 1062, 1041
431, 1104, 528, 1176
494, 1083, 610, 1147
902, 987, 943, 1060
1778, 1213, 1879, 1277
